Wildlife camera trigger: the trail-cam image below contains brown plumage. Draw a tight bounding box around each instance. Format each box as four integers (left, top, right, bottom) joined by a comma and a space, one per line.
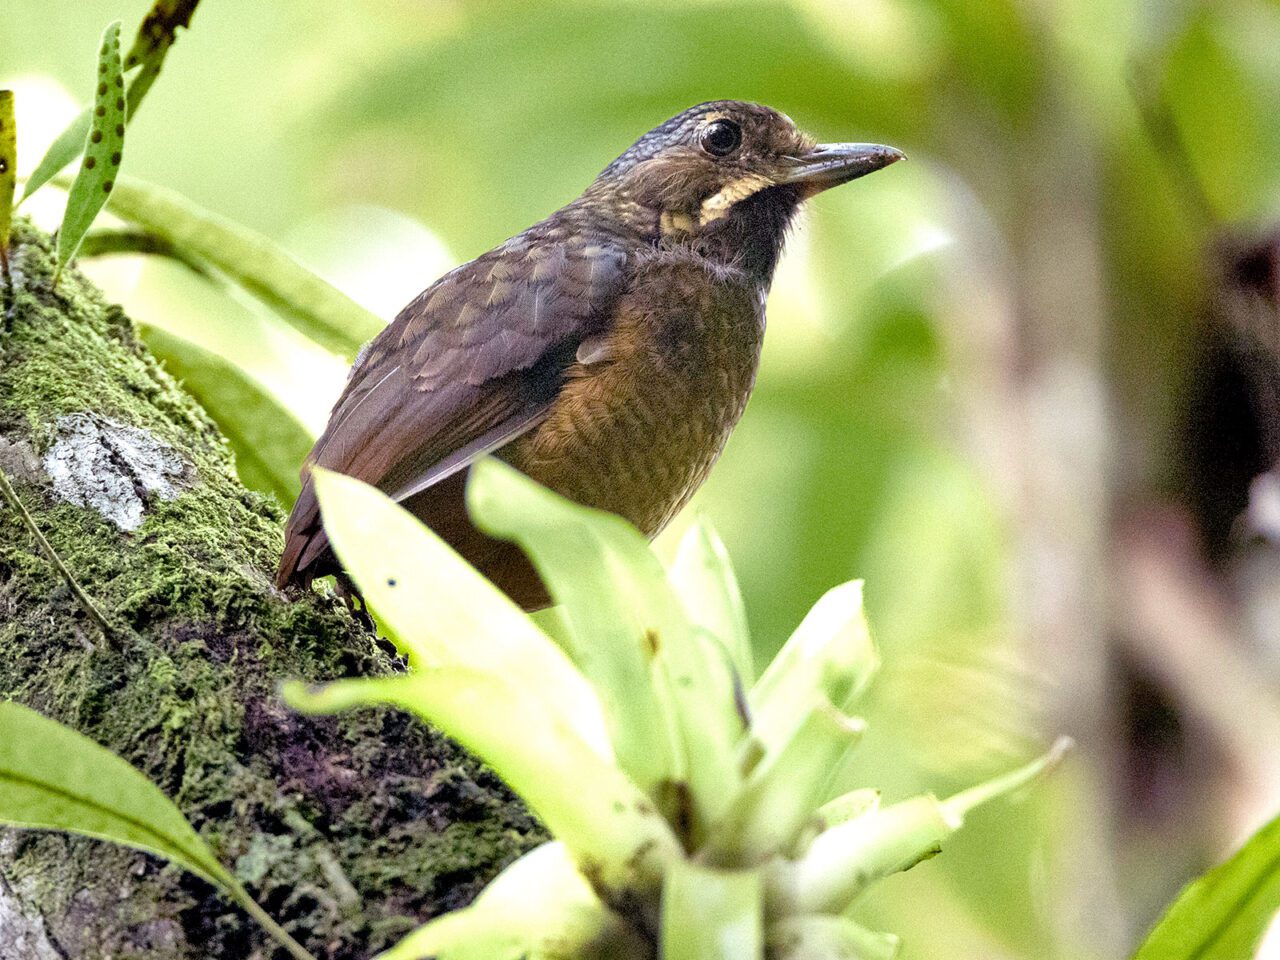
278, 101, 902, 608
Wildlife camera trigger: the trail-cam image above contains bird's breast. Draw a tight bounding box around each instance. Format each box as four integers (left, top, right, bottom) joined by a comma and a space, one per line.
504, 254, 766, 536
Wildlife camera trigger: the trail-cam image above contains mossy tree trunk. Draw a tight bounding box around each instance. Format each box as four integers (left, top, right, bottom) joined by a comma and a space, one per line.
0, 221, 541, 959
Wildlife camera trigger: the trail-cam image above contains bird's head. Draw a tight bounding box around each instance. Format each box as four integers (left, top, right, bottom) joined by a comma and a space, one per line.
584, 101, 903, 280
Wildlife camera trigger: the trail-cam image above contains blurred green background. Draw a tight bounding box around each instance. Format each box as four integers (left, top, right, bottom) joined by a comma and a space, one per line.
7, 0, 1280, 957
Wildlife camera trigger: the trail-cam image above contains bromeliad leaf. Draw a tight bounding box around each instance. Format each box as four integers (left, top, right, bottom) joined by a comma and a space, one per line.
466, 457, 686, 797
141, 325, 313, 507
1131, 810, 1280, 960
661, 859, 763, 960
0, 90, 13, 255
286, 670, 682, 897
104, 177, 384, 358
671, 516, 755, 686
749, 580, 878, 757
56, 21, 127, 277
376, 842, 646, 960
767, 916, 900, 960
468, 458, 745, 837
305, 468, 609, 755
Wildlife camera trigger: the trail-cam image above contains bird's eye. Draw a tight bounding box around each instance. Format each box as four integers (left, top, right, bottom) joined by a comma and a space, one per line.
700, 119, 742, 157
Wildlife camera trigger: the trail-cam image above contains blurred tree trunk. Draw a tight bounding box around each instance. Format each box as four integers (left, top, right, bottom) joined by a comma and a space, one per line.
0, 220, 540, 960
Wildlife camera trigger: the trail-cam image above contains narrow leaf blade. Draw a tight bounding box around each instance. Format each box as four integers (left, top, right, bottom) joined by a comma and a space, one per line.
20, 109, 89, 205
750, 581, 878, 757
104, 177, 383, 357
0, 701, 231, 888
1132, 811, 1280, 960
0, 91, 14, 252
141, 325, 313, 506
671, 516, 755, 685
57, 21, 127, 274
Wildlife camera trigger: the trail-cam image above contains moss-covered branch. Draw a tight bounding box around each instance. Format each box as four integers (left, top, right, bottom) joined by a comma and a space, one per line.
0, 220, 541, 959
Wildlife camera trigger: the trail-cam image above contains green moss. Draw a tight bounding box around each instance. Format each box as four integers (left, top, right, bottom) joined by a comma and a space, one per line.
0, 220, 544, 959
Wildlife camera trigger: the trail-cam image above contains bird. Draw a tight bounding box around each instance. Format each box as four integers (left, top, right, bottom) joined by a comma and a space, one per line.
277, 100, 902, 609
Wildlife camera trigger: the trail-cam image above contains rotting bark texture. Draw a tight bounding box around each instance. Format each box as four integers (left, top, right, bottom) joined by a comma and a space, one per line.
0, 221, 543, 959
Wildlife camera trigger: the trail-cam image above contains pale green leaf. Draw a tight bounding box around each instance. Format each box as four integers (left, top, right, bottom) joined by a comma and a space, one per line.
0, 91, 13, 253
671, 516, 754, 685
767, 915, 900, 960
308, 468, 609, 755
286, 670, 682, 897
707, 699, 864, 865
141, 325, 312, 506
377, 842, 646, 960
750, 581, 878, 757
56, 21, 126, 276
768, 794, 955, 916
468, 458, 744, 838
662, 860, 763, 960
1132, 810, 1280, 960
771, 741, 1070, 915
466, 457, 684, 798
102, 177, 383, 357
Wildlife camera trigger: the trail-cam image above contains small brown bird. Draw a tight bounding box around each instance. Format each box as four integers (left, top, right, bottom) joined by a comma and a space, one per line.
278, 101, 902, 608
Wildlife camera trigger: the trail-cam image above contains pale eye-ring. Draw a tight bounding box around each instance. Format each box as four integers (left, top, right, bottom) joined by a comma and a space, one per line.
700, 119, 742, 157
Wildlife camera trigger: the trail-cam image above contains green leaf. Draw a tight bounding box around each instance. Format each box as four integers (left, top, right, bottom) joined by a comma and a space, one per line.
707, 699, 864, 865
20, 109, 89, 205
140, 325, 313, 506
0, 700, 231, 887
1132, 810, 1280, 960
307, 467, 609, 754
770, 741, 1070, 915
468, 459, 744, 839
286, 671, 682, 898
21, 1, 199, 206
466, 457, 684, 798
670, 516, 755, 686
0, 90, 13, 254
767, 915, 900, 960
661, 859, 763, 960
377, 842, 646, 960
121, 0, 201, 117
124, 0, 201, 69
0, 702, 317, 960
103, 177, 384, 358
56, 21, 127, 277
749, 581, 878, 757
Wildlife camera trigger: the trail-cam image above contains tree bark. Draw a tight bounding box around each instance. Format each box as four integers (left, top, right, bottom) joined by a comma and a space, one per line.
0, 220, 541, 959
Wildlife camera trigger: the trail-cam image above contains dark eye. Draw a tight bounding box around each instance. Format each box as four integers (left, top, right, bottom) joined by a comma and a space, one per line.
700, 119, 742, 157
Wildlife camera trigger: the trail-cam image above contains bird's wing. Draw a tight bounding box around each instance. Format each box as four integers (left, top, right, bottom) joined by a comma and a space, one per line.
278, 227, 629, 583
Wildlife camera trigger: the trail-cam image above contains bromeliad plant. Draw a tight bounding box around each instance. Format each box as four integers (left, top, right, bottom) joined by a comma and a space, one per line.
285, 459, 1067, 960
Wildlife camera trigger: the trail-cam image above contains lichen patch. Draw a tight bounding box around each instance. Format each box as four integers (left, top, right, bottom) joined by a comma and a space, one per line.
42, 414, 191, 531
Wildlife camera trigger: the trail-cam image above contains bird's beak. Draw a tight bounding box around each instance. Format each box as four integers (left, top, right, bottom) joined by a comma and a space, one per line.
778, 142, 905, 196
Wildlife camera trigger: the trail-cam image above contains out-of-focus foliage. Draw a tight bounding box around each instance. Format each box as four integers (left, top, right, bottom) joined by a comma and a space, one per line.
6, 0, 1280, 956
1132, 812, 1280, 960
